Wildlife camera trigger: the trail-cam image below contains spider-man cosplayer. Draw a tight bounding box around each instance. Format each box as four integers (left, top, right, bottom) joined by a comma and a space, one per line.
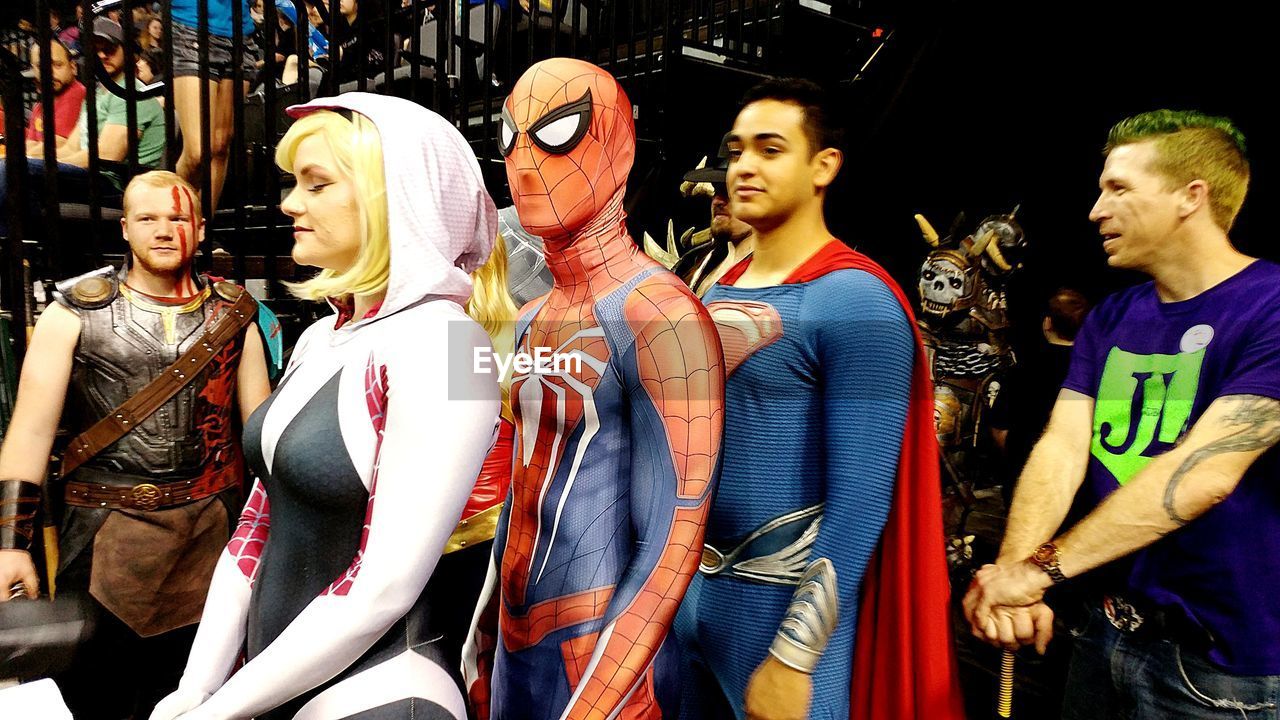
462, 58, 726, 720
678, 241, 964, 719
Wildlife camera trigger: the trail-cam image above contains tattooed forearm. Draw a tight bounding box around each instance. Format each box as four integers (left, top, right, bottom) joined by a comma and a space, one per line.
1163, 395, 1280, 525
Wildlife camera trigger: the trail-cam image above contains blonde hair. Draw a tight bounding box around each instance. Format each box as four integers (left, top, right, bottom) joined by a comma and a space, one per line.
123, 170, 202, 222
467, 233, 519, 376
275, 110, 390, 301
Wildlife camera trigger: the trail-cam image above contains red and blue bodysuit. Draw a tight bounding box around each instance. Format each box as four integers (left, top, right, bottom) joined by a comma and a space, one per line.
675, 241, 964, 719
463, 58, 725, 720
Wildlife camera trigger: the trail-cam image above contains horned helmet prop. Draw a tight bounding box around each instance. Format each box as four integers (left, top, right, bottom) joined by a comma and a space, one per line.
914, 206, 1025, 318
916, 212, 979, 317
968, 206, 1025, 276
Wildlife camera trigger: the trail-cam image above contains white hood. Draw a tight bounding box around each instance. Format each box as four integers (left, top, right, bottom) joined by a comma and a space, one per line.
287, 92, 498, 318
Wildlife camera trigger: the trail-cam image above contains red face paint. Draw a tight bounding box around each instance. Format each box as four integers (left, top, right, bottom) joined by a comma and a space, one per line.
181, 187, 197, 228
184, 189, 200, 294
165, 185, 200, 296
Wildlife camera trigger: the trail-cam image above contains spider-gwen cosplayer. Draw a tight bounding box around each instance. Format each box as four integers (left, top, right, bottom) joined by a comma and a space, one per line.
463, 59, 725, 720
151, 93, 501, 720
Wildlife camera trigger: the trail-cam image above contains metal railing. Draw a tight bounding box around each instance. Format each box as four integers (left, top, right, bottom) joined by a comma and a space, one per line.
2, 0, 892, 369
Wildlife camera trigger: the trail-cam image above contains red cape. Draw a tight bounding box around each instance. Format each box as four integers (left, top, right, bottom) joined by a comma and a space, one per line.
721, 241, 964, 719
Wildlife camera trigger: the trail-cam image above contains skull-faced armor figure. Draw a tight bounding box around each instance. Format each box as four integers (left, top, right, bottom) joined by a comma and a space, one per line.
919, 250, 977, 317
915, 208, 1025, 549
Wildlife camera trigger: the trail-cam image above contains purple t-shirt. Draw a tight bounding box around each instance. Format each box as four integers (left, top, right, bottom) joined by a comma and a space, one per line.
1063, 259, 1280, 673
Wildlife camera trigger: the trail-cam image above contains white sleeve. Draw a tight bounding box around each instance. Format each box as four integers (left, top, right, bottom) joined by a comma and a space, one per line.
151, 479, 270, 720
189, 316, 500, 720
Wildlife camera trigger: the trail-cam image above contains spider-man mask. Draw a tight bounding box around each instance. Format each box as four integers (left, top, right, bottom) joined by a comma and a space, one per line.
500, 58, 635, 241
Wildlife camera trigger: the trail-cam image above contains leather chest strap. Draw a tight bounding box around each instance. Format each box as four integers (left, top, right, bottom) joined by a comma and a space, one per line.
59, 291, 257, 479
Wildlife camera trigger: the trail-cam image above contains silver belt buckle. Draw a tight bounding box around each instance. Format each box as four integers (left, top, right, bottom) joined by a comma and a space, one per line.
1103, 595, 1144, 633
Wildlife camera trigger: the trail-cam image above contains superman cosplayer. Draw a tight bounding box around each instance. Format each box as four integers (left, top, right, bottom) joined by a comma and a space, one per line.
462, 58, 726, 720
673, 79, 963, 719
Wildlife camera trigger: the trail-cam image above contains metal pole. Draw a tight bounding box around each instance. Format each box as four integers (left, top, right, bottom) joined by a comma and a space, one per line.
627, 0, 636, 80
198, 0, 214, 228
527, 0, 538, 72
607, 0, 616, 69
548, 0, 558, 59
736, 0, 745, 61
35, 0, 63, 265
408, 0, 422, 103
264, 0, 281, 296
586, 0, 597, 64
162, 0, 177, 170
355, 0, 367, 91
382, 0, 394, 95
643, 0, 653, 135
122, 0, 140, 177
504, 0, 514, 105
1, 48, 31, 361
83, 0, 104, 256
433, 0, 448, 113
459, 0, 470, 129
479, 0, 493, 146
231, 0, 248, 283
570, 0, 580, 57
296, 0, 312, 102
328, 0, 340, 94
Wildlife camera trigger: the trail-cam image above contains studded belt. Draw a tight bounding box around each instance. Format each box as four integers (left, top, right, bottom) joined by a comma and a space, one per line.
1102, 594, 1146, 633
65, 466, 239, 512
1101, 594, 1214, 652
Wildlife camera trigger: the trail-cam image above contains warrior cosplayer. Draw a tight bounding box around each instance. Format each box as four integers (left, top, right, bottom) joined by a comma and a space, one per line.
463, 58, 725, 719
151, 94, 501, 720
673, 79, 963, 719
0, 170, 272, 718
645, 137, 756, 298
914, 210, 1025, 498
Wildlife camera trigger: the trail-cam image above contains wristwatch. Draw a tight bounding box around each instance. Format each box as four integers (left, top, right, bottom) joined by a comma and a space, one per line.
1029, 542, 1067, 585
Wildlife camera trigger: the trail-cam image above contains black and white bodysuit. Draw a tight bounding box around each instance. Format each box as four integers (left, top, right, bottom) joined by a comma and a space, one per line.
175, 300, 497, 720
154, 92, 502, 720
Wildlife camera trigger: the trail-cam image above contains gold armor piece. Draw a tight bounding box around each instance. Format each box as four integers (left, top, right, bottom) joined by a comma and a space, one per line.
129, 483, 163, 511
72, 277, 113, 304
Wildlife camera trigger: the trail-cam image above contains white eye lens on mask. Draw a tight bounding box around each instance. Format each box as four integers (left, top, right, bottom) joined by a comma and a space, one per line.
498, 117, 516, 157
525, 90, 593, 155
532, 114, 582, 150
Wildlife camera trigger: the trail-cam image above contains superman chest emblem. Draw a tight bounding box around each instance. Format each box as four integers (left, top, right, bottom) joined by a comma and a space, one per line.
706, 300, 783, 377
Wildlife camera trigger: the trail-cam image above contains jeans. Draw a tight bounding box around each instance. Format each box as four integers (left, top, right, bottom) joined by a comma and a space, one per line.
0, 157, 94, 238
1063, 604, 1280, 720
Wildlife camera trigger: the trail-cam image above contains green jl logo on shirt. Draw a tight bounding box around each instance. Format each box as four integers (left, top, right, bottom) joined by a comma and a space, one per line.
1090, 325, 1213, 485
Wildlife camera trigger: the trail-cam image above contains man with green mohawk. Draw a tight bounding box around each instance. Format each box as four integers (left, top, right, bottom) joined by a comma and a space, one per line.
964, 109, 1280, 718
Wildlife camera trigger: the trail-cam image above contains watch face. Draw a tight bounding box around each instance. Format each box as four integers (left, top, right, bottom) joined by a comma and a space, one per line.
1033, 544, 1057, 564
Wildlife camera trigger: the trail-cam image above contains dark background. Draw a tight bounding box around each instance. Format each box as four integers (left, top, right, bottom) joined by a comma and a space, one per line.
3, 0, 1271, 345
643, 0, 1272, 357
